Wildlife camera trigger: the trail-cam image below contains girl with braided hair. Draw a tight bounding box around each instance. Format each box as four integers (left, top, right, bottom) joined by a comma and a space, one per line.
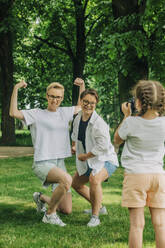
114, 80, 165, 248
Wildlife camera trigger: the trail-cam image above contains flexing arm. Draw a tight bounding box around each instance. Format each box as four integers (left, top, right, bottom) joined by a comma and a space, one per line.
9, 80, 27, 120
73, 77, 85, 114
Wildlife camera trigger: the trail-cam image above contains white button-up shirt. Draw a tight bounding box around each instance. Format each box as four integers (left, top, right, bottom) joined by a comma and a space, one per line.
72, 111, 119, 176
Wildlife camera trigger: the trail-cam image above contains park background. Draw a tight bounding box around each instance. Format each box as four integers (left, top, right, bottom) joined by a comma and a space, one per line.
0, 0, 165, 247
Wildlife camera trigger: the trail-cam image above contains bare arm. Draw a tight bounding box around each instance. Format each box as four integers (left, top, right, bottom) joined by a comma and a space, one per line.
9, 80, 27, 120
73, 77, 85, 114
114, 102, 131, 146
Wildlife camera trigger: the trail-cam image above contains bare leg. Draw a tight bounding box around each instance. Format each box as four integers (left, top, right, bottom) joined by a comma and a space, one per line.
72, 172, 90, 202
40, 191, 72, 214
150, 207, 165, 248
44, 167, 72, 215
89, 168, 108, 216
57, 192, 72, 214
128, 208, 145, 248
40, 194, 51, 205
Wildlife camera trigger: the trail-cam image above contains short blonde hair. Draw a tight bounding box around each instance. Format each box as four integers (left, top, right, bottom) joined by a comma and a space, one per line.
46, 82, 64, 94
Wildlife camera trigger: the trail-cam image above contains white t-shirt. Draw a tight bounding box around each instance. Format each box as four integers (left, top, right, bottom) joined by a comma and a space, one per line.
21, 107, 75, 161
118, 116, 165, 173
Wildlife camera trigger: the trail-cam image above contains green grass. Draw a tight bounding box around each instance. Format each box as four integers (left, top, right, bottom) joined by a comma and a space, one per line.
0, 156, 155, 248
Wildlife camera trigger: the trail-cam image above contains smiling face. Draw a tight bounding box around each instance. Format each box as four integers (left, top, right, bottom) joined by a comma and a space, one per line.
80, 94, 97, 118
46, 88, 64, 111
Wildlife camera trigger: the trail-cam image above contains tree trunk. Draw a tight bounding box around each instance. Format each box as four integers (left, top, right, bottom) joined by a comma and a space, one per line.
118, 53, 148, 103
72, 56, 85, 105
112, 0, 148, 104
72, 0, 86, 105
0, 31, 16, 145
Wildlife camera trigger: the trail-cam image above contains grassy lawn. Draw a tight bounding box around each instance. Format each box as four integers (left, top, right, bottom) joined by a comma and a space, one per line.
0, 156, 155, 248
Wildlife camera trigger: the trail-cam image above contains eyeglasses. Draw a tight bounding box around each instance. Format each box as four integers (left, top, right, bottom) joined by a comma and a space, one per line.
47, 94, 63, 100
83, 99, 96, 106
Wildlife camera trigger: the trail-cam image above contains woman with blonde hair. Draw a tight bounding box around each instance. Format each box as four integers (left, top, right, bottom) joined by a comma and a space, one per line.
10, 77, 85, 226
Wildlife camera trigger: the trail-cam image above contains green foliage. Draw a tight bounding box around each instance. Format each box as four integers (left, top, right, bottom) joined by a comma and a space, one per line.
1, 0, 165, 136
86, 0, 165, 113
15, 129, 32, 146
0, 129, 32, 146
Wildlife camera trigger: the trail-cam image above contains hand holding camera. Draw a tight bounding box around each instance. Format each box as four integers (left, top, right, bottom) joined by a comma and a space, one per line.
121, 102, 132, 117
120, 98, 136, 116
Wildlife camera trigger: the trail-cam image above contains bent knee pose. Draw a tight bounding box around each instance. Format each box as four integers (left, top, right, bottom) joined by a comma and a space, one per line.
114, 80, 165, 248
71, 89, 119, 227
9, 77, 85, 226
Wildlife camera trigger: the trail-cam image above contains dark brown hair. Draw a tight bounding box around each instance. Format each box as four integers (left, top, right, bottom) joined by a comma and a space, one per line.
80, 89, 99, 103
132, 80, 165, 116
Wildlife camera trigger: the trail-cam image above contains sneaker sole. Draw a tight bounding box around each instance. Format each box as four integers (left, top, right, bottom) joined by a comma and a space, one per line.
42, 219, 66, 226
87, 222, 100, 227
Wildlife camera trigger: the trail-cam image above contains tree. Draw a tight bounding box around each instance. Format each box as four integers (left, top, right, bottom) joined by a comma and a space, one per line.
0, 0, 34, 144
111, 0, 165, 102
31, 0, 108, 104
111, 0, 149, 103
1, 0, 164, 141
0, 0, 15, 144
85, 0, 165, 127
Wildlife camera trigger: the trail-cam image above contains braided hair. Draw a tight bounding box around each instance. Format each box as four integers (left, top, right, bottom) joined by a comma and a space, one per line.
132, 80, 165, 116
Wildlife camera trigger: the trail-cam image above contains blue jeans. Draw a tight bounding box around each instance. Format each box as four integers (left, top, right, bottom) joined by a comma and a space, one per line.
83, 161, 117, 178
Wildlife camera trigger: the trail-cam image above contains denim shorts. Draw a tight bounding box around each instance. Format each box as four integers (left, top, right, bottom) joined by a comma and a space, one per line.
83, 161, 117, 178
32, 159, 71, 192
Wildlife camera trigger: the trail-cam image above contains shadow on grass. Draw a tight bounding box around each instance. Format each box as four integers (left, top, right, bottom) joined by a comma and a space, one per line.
0, 202, 40, 226
0, 202, 155, 248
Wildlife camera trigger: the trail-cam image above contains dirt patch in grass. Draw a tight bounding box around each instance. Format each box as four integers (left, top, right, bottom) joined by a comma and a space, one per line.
0, 146, 34, 159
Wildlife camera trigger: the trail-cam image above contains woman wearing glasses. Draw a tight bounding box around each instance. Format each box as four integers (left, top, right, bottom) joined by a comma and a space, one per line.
9, 78, 85, 226
71, 89, 119, 227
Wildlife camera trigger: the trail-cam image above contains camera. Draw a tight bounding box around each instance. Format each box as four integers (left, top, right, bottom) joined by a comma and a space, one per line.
120, 97, 136, 114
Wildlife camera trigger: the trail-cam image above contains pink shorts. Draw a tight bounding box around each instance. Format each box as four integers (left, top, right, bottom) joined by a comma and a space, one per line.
122, 173, 165, 208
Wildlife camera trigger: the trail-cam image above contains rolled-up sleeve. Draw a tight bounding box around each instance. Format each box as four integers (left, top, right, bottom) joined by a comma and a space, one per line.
21, 109, 37, 126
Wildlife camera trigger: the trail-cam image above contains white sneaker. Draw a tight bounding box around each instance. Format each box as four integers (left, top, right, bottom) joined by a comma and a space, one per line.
84, 206, 108, 215
33, 192, 46, 213
42, 213, 66, 226
87, 215, 100, 227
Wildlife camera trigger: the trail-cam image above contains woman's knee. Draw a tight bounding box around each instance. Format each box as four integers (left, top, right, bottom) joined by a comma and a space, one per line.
60, 174, 72, 191
89, 174, 100, 187
60, 205, 72, 215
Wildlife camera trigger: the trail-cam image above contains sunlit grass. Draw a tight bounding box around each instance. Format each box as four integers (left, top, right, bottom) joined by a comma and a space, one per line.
0, 156, 155, 248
